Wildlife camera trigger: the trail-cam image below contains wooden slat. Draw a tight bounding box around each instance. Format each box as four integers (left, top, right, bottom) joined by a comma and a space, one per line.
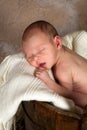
22, 101, 82, 130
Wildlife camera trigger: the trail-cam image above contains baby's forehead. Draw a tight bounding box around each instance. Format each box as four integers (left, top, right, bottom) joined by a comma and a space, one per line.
23, 29, 52, 49
26, 27, 52, 41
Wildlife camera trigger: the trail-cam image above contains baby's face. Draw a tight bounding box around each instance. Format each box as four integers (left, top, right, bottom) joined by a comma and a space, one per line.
22, 32, 58, 69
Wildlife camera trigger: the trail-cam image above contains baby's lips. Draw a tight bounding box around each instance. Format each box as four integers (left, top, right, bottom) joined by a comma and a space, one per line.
39, 63, 46, 68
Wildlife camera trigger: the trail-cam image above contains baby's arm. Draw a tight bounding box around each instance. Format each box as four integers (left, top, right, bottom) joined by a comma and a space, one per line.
35, 68, 72, 98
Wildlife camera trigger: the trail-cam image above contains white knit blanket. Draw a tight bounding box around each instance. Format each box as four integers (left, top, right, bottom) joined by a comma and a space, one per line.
0, 53, 75, 130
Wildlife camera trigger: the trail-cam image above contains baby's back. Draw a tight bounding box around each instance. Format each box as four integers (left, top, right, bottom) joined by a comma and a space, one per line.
71, 53, 87, 107
54, 48, 87, 107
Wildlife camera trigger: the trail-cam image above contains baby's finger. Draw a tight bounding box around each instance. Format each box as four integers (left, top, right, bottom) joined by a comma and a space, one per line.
35, 71, 42, 78
34, 70, 41, 77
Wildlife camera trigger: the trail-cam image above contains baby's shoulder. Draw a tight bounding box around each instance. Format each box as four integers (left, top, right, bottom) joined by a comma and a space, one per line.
54, 67, 71, 82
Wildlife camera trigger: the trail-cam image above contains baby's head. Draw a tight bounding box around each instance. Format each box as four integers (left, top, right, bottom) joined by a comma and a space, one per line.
22, 20, 58, 42
22, 20, 62, 69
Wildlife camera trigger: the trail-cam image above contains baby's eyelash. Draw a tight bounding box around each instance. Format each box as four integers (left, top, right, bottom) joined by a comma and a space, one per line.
27, 48, 45, 61
39, 48, 45, 53
28, 56, 33, 60
28, 57, 31, 59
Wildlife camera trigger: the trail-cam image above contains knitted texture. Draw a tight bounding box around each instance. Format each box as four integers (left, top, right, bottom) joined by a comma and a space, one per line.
0, 53, 75, 130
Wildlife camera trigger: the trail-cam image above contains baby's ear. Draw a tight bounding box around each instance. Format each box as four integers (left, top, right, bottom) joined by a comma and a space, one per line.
54, 36, 62, 50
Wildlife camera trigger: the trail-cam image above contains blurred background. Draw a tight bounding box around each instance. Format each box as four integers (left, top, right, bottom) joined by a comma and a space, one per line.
0, 0, 87, 56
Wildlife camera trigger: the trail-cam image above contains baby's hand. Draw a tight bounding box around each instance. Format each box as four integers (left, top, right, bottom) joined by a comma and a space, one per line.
34, 68, 51, 84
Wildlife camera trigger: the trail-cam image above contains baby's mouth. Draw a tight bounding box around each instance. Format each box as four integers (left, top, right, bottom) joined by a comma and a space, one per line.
39, 63, 46, 68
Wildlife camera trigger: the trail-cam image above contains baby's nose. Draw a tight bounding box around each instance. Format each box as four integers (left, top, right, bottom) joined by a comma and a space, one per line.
32, 56, 40, 67
32, 55, 40, 66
